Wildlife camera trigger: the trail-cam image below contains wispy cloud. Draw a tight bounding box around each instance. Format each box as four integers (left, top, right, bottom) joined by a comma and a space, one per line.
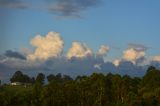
48, 0, 102, 17
0, 0, 102, 17
0, 0, 28, 9
128, 43, 149, 51
4, 50, 26, 60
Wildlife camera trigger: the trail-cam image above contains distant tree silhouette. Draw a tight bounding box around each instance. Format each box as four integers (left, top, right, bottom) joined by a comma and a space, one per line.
36, 73, 45, 85
10, 70, 32, 83
1, 66, 160, 106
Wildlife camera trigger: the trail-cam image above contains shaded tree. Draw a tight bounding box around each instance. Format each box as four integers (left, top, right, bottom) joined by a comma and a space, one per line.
10, 70, 32, 83
36, 73, 45, 85
47, 74, 56, 83
2, 66, 160, 106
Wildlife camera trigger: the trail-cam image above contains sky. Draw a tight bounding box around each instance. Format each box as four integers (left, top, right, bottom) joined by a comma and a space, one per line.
0, 0, 160, 82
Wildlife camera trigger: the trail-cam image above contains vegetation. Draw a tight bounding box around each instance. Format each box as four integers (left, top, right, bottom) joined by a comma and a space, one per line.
0, 66, 160, 106
10, 71, 34, 84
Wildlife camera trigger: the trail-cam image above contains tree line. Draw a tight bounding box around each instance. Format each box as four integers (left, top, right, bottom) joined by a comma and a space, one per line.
0, 66, 160, 106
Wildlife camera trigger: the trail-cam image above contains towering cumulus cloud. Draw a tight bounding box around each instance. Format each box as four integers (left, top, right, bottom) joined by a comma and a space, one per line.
67, 42, 93, 59
27, 32, 64, 61
97, 45, 109, 56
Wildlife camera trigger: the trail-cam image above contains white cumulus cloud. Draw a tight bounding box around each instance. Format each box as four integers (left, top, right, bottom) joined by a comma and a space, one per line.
27, 32, 64, 61
67, 42, 93, 59
123, 48, 145, 64
113, 59, 120, 66
153, 56, 160, 62
97, 45, 109, 56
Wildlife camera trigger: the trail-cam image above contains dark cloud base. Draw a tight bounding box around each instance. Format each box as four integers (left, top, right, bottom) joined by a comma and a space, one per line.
1, 53, 159, 83
4, 50, 26, 60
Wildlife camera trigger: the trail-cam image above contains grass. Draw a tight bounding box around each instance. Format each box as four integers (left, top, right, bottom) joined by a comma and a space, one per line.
2, 85, 33, 95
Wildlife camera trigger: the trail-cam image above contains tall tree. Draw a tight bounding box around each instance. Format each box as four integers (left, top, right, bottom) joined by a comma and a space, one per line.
10, 70, 32, 83
47, 74, 56, 83
36, 73, 45, 85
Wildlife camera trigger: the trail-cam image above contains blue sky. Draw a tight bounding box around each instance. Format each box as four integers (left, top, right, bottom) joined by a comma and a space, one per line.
0, 0, 160, 81
1, 0, 160, 56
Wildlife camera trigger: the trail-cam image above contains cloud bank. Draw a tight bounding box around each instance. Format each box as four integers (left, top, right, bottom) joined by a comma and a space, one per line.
0, 32, 160, 82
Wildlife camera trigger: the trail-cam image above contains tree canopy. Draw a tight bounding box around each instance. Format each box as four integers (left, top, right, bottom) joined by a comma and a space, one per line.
0, 66, 160, 106
10, 71, 33, 83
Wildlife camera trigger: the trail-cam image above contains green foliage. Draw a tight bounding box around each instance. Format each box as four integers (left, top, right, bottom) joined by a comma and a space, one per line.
10, 70, 33, 83
1, 66, 160, 106
141, 67, 160, 89
36, 73, 45, 85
